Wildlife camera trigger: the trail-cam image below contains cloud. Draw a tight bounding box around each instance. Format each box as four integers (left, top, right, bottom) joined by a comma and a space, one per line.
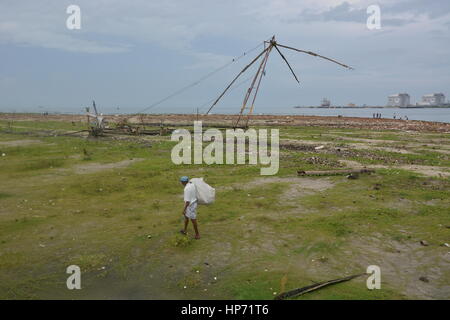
1, 0, 449, 110
1, 1, 448, 55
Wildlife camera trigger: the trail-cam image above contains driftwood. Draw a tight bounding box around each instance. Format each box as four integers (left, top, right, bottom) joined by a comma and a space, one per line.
297, 168, 375, 176
274, 273, 366, 300
58, 129, 89, 136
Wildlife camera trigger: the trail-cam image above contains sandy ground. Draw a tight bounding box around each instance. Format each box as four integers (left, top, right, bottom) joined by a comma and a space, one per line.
339, 160, 450, 178
68, 158, 144, 174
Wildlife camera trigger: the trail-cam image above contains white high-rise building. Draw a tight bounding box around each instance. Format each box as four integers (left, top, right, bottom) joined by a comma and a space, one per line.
388, 93, 410, 108
420, 93, 446, 106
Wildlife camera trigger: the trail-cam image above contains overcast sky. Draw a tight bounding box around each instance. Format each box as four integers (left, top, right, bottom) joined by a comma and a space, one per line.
0, 0, 449, 114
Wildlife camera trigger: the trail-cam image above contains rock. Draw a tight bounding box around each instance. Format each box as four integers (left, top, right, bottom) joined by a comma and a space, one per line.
419, 276, 429, 283
420, 240, 429, 246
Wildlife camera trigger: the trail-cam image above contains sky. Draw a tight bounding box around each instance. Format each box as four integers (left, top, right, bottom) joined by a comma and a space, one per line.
0, 0, 449, 114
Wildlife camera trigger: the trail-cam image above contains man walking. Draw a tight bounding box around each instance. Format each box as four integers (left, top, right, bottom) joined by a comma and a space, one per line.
179, 176, 200, 239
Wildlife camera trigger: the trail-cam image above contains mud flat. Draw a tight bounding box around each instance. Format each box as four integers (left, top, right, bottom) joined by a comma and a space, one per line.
1, 113, 450, 132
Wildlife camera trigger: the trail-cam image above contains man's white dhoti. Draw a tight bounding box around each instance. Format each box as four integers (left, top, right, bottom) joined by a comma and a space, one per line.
185, 201, 197, 220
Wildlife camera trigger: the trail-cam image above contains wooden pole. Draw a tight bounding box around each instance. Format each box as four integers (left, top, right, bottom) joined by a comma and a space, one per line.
297, 169, 375, 176
276, 43, 353, 69
234, 42, 273, 128
206, 46, 271, 115
244, 44, 273, 128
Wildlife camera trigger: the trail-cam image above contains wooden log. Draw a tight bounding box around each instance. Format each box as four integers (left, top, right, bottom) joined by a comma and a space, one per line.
274, 273, 366, 300
297, 168, 375, 176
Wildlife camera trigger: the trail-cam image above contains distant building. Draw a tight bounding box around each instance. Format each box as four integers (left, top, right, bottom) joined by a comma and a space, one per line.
388, 93, 410, 108
321, 98, 330, 107
420, 93, 445, 106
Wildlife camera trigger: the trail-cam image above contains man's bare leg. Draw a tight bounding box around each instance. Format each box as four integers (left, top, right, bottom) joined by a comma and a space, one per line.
191, 219, 200, 239
180, 216, 189, 235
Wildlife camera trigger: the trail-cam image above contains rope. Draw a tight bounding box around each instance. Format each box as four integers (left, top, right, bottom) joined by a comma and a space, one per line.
135, 41, 265, 114
197, 74, 255, 113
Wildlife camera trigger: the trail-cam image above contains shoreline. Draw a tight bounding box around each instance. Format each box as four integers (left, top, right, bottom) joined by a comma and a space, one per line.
1, 112, 450, 133
294, 106, 450, 109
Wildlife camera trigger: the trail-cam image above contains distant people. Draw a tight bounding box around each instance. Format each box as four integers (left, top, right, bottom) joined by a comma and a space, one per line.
373, 113, 375, 119
405, 116, 408, 120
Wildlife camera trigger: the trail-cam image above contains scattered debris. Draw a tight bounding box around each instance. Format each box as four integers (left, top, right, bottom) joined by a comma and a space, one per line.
315, 145, 325, 150
303, 156, 343, 167
346, 173, 359, 180
420, 240, 429, 246
281, 143, 317, 151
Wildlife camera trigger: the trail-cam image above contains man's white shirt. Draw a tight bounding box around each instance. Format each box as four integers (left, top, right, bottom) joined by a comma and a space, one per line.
184, 182, 198, 219
184, 182, 197, 203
